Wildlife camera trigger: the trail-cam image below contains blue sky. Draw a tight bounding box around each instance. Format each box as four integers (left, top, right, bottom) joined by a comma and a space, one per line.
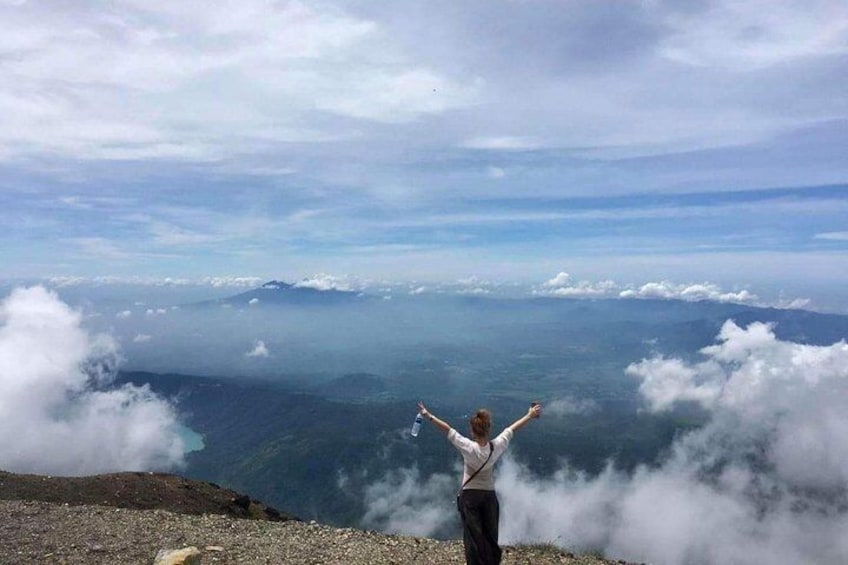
1, 0, 847, 309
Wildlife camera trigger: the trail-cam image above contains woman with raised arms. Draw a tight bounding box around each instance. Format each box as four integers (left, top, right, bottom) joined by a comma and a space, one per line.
417, 401, 542, 565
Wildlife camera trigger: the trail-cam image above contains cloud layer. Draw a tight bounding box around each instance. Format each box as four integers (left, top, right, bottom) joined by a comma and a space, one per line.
0, 286, 185, 475
538, 272, 764, 306
363, 321, 848, 564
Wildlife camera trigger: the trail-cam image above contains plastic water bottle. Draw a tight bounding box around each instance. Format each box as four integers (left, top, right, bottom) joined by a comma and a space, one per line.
410, 412, 423, 437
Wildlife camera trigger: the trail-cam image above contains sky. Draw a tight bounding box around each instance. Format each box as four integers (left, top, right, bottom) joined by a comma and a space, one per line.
1, 0, 847, 309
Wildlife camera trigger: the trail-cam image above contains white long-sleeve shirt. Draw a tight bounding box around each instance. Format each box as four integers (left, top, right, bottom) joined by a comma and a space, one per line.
447, 427, 513, 490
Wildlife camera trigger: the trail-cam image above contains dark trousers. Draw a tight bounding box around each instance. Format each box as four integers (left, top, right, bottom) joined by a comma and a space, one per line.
458, 489, 501, 565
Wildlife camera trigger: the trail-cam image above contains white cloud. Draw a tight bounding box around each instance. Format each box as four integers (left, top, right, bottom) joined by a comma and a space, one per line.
628, 320, 848, 491
457, 287, 490, 295
543, 272, 572, 288
776, 297, 812, 310
452, 276, 495, 296
815, 231, 848, 241
461, 136, 541, 150
538, 273, 618, 298
132, 334, 152, 343
0, 286, 184, 475
362, 322, 848, 564
248, 298, 259, 305
246, 340, 269, 358
627, 356, 724, 412
294, 274, 357, 292
202, 277, 263, 288
620, 281, 757, 304
549, 280, 618, 298
362, 466, 456, 537
0, 0, 479, 162
116, 310, 132, 319
47, 276, 263, 288
315, 69, 479, 124
145, 308, 167, 316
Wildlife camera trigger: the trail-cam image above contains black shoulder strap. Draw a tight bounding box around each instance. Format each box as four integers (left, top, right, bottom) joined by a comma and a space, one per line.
461, 442, 493, 490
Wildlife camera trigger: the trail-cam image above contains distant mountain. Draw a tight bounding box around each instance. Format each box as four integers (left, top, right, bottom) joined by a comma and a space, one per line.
193, 280, 372, 307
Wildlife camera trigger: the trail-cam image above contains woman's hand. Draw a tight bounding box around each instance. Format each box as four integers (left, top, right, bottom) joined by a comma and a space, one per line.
418, 401, 450, 433
508, 402, 542, 432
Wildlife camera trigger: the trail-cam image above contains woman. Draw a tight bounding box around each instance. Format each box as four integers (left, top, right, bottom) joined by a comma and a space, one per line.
417, 401, 542, 565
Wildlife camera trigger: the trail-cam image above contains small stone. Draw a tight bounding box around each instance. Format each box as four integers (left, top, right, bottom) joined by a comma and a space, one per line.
154, 546, 202, 565
204, 546, 224, 552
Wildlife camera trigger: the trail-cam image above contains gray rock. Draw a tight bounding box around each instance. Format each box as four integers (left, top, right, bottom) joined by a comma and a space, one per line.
153, 546, 202, 565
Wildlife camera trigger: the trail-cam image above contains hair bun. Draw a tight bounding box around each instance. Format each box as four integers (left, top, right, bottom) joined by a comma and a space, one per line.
470, 408, 492, 438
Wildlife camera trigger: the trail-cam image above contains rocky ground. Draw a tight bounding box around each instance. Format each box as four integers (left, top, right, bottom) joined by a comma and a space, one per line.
0, 471, 636, 564
0, 470, 290, 521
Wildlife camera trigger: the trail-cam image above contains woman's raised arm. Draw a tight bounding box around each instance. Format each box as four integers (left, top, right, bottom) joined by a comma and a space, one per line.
418, 401, 452, 434
507, 402, 542, 433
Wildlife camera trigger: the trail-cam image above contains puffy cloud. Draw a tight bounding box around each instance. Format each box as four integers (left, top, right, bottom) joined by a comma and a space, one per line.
246, 340, 269, 358
537, 273, 809, 308
362, 466, 456, 538
132, 334, 152, 343
453, 276, 494, 296
457, 287, 491, 296
619, 281, 757, 304
538, 273, 618, 298
362, 322, 848, 564
248, 298, 260, 305
627, 356, 724, 412
629, 321, 848, 487
145, 308, 167, 316
201, 277, 264, 288
543, 272, 572, 288
116, 310, 132, 319
548, 280, 618, 298
294, 274, 357, 292
0, 287, 184, 475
